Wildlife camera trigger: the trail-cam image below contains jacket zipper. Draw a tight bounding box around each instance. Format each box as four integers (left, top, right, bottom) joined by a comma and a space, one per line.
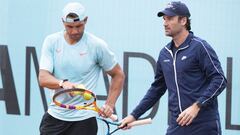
165, 45, 189, 113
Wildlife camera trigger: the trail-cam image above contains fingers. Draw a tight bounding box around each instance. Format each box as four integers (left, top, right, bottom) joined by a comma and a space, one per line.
74, 84, 86, 89
186, 116, 194, 126
62, 81, 75, 89
176, 103, 201, 126
100, 104, 114, 118
176, 112, 195, 126
119, 121, 131, 130
118, 115, 136, 130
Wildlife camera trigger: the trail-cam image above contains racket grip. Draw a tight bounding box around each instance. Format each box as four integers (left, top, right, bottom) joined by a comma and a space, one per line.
109, 114, 118, 121
128, 118, 152, 127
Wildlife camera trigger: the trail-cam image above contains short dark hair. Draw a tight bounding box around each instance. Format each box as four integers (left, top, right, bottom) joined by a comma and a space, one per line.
66, 13, 79, 19
186, 17, 191, 31
178, 16, 191, 31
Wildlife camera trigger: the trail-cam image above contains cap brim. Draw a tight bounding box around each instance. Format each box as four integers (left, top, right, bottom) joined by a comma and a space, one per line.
157, 10, 177, 17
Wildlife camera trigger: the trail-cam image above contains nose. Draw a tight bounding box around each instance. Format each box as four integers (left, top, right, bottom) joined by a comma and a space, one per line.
71, 27, 79, 34
163, 20, 167, 27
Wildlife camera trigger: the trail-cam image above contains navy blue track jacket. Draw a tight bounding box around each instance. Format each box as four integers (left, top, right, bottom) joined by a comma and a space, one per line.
131, 32, 227, 125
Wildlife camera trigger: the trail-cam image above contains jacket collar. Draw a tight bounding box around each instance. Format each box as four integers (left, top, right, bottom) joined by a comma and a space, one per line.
165, 31, 194, 50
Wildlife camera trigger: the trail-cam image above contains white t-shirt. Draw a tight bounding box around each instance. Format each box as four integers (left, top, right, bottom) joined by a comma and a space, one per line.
40, 31, 117, 121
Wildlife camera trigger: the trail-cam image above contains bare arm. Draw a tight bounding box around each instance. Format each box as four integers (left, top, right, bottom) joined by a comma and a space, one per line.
38, 69, 76, 89
101, 64, 125, 116
38, 69, 61, 89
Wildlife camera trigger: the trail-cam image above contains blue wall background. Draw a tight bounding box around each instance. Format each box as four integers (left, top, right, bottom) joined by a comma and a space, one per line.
0, 0, 239, 134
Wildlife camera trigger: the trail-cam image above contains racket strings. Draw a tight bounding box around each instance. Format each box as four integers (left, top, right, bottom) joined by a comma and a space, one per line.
97, 118, 121, 135
97, 118, 110, 135
53, 89, 96, 110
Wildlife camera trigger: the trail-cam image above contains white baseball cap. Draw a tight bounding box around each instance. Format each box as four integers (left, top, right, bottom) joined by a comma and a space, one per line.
62, 2, 86, 22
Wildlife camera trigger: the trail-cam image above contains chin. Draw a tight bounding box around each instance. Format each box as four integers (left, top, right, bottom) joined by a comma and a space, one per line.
165, 33, 172, 37
70, 35, 81, 40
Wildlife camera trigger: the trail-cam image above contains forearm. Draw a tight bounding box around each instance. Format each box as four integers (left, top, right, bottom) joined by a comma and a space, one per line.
131, 69, 167, 119
38, 69, 61, 89
198, 42, 227, 107
197, 73, 227, 107
131, 86, 163, 119
105, 72, 125, 108
131, 82, 167, 120
104, 64, 125, 108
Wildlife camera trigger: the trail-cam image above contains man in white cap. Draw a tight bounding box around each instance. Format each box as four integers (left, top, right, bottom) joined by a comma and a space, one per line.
39, 2, 125, 135
120, 1, 226, 135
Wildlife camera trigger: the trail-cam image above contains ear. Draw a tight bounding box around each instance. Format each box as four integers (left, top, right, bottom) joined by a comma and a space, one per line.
83, 16, 88, 24
181, 17, 187, 26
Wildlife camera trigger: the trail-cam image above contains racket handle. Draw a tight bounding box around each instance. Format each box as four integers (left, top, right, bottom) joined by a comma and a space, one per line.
128, 118, 152, 127
109, 114, 118, 121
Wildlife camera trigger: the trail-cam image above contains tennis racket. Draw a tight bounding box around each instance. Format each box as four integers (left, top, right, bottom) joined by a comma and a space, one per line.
53, 88, 117, 121
97, 117, 152, 135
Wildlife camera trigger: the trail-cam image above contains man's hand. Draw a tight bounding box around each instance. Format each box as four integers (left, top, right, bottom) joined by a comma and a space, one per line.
61, 81, 75, 89
118, 115, 136, 130
100, 104, 114, 118
176, 102, 200, 126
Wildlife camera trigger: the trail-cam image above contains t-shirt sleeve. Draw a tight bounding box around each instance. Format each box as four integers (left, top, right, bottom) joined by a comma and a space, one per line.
96, 41, 117, 71
39, 36, 54, 73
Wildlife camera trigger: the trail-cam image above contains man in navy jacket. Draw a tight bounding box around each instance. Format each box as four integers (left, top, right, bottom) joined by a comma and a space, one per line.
120, 1, 227, 135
